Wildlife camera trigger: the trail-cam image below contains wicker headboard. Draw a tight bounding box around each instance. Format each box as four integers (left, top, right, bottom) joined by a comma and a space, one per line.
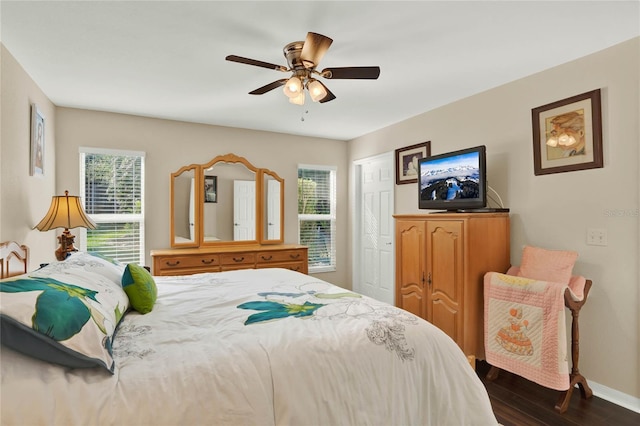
0, 241, 29, 279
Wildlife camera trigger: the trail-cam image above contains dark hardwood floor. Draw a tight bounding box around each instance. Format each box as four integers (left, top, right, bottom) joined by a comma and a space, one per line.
476, 361, 640, 426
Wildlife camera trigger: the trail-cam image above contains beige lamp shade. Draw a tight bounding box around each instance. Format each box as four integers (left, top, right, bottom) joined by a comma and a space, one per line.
34, 191, 97, 231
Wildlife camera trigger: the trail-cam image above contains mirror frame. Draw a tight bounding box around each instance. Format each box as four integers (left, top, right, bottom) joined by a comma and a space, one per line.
170, 153, 286, 248
260, 168, 285, 244
170, 164, 201, 248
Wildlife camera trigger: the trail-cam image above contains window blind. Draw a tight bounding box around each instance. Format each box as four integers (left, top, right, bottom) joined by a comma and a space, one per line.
79, 148, 145, 265
298, 165, 336, 273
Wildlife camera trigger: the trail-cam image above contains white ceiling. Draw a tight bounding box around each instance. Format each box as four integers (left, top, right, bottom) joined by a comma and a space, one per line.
1, 1, 639, 141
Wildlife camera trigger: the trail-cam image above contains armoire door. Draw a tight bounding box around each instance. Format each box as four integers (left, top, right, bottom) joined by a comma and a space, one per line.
425, 220, 464, 347
395, 220, 426, 318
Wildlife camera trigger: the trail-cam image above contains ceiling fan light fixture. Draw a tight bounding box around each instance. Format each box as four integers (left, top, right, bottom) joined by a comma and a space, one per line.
307, 79, 327, 102
289, 91, 305, 105
227, 32, 380, 105
283, 76, 303, 98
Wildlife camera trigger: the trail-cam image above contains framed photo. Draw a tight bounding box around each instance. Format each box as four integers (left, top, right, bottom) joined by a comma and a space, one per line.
395, 141, 431, 184
30, 104, 45, 176
531, 89, 603, 176
204, 175, 217, 203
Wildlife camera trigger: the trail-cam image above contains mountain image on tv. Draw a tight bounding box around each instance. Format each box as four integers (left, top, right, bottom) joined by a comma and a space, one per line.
420, 152, 480, 201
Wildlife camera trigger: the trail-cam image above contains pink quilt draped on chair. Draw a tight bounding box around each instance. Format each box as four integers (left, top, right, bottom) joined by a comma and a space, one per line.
483, 270, 586, 391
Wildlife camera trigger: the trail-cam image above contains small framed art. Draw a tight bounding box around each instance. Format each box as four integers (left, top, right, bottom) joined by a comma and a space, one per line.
30, 104, 45, 176
395, 141, 431, 185
531, 89, 603, 176
204, 175, 217, 203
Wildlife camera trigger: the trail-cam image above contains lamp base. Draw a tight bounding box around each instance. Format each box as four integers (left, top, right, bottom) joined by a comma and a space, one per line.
55, 230, 78, 261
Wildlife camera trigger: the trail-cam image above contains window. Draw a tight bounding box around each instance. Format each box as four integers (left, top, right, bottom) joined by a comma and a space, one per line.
298, 165, 336, 273
79, 147, 145, 264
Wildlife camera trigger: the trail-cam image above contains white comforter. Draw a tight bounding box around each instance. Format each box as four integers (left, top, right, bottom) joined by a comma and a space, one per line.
1, 268, 497, 425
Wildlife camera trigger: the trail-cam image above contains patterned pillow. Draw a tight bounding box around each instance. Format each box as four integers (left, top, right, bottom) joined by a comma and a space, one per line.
60, 251, 126, 285
122, 264, 157, 314
517, 245, 578, 284
0, 258, 130, 373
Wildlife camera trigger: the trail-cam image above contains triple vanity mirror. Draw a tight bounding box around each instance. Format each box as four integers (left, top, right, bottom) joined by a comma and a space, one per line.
170, 153, 284, 248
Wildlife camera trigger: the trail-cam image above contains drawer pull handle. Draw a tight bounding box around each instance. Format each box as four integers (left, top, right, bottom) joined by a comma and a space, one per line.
166, 260, 180, 267
201, 259, 215, 264
290, 254, 300, 259
261, 255, 273, 261
290, 266, 300, 271
233, 256, 245, 262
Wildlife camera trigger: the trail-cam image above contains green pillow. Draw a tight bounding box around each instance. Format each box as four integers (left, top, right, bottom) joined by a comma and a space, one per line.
121, 264, 157, 314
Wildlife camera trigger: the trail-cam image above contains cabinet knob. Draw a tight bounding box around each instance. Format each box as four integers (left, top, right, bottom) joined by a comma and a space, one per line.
427, 272, 432, 288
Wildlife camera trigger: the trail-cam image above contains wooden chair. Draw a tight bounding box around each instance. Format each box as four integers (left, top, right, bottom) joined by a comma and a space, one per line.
486, 279, 593, 413
555, 279, 593, 413
0, 241, 29, 279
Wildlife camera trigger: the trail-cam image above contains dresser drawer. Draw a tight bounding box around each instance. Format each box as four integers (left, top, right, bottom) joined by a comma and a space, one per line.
256, 249, 306, 264
220, 252, 256, 267
156, 254, 220, 269
259, 262, 307, 274
153, 255, 221, 276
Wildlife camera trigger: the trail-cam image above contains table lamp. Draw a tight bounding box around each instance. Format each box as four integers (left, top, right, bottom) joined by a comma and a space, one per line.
34, 190, 97, 261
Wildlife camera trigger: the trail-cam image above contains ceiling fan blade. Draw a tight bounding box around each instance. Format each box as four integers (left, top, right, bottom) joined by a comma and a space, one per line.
322, 66, 381, 79
226, 55, 287, 72
249, 79, 288, 95
316, 81, 336, 103
300, 32, 333, 68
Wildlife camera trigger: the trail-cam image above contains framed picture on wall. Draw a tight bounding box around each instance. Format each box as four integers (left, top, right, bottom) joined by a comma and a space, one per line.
531, 89, 603, 175
395, 141, 431, 185
30, 104, 45, 176
204, 175, 217, 203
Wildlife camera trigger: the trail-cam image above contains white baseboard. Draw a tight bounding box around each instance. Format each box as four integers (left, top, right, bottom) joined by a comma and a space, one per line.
588, 380, 640, 413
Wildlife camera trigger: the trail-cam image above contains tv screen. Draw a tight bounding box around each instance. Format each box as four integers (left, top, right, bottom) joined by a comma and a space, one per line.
418, 145, 487, 211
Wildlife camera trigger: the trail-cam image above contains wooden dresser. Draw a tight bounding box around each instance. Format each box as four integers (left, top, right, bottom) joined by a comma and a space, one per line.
394, 212, 510, 362
151, 244, 308, 276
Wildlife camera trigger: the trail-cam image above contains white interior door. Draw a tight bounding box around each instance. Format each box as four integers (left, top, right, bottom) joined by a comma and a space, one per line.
354, 152, 395, 304
267, 179, 281, 239
233, 180, 256, 240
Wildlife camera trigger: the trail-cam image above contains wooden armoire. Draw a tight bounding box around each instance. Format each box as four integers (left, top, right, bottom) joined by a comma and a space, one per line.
394, 212, 510, 362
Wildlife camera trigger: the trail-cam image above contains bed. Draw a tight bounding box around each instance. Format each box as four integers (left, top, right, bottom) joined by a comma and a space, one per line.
0, 243, 498, 425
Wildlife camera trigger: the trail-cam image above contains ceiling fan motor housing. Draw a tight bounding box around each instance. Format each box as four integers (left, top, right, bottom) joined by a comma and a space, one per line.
283, 41, 307, 70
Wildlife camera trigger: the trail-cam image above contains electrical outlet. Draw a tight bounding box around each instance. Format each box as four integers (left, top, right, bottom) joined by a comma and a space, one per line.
587, 228, 607, 246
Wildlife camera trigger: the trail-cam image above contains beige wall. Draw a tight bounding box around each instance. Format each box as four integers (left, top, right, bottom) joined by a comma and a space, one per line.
54, 108, 350, 286
348, 38, 640, 401
0, 45, 57, 268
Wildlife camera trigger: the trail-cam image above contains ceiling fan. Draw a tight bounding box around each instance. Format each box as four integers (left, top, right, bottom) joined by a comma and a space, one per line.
225, 32, 380, 105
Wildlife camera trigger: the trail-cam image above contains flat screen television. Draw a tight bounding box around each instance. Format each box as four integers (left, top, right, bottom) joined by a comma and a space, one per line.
418, 145, 487, 211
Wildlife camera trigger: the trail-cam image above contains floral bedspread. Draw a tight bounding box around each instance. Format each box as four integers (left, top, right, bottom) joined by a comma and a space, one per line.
1, 268, 497, 426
